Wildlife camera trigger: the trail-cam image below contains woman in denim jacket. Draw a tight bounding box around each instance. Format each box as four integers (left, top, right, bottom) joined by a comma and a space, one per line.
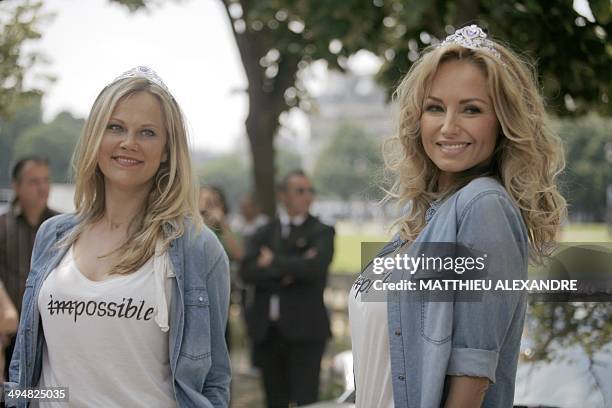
4, 67, 230, 407
348, 26, 566, 407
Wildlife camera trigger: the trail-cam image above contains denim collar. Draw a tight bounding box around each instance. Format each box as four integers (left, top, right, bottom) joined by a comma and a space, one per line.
425, 200, 444, 224
54, 214, 179, 239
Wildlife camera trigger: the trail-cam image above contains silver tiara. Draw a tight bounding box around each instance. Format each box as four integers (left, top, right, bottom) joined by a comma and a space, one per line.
440, 25, 501, 60
111, 66, 169, 91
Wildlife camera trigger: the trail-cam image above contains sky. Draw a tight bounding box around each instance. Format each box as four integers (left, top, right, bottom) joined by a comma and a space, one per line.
24, 0, 250, 153
20, 0, 593, 153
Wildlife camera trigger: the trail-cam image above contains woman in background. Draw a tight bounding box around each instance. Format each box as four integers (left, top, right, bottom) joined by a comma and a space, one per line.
200, 185, 244, 261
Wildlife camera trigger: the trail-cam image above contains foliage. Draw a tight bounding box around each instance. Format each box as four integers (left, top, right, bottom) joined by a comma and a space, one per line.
0, 92, 43, 185
0, 0, 52, 119
12, 111, 83, 183
198, 154, 250, 212
110, 0, 611, 216
216, 0, 393, 215
275, 147, 302, 179
111, 0, 149, 12
555, 114, 612, 221
525, 241, 611, 367
197, 148, 302, 212
0, 97, 82, 186
313, 122, 384, 201
374, 0, 611, 116
525, 302, 611, 362
224, 0, 612, 116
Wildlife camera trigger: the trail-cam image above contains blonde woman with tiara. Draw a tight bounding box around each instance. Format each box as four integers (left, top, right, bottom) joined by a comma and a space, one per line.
4, 67, 230, 407
348, 25, 566, 407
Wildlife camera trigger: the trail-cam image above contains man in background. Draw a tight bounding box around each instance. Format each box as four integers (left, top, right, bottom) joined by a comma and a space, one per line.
0, 156, 58, 379
240, 170, 335, 407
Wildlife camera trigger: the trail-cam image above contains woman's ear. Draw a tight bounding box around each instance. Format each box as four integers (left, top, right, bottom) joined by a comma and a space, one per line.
162, 149, 169, 163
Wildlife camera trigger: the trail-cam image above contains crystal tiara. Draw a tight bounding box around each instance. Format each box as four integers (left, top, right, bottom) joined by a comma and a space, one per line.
110, 66, 169, 91
440, 25, 501, 60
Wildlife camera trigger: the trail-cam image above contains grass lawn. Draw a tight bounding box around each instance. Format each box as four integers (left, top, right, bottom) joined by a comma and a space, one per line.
560, 223, 612, 242
330, 223, 611, 274
330, 233, 387, 274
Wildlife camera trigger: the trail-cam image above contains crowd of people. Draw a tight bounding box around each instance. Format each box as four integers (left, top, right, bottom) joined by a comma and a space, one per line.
0, 23, 568, 408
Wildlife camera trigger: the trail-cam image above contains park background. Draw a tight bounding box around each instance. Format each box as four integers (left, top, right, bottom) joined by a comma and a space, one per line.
0, 0, 611, 407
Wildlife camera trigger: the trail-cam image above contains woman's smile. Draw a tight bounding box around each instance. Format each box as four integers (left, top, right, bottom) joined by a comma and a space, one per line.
112, 155, 144, 167
436, 141, 472, 155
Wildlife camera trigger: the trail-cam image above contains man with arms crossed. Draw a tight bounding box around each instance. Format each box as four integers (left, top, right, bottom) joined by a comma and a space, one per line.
241, 170, 335, 408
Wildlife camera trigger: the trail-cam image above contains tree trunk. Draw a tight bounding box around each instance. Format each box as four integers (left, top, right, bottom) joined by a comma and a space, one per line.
246, 104, 277, 216
221, 0, 300, 217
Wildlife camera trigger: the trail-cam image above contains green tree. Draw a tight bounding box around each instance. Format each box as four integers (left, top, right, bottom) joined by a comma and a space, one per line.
111, 0, 611, 215
526, 244, 611, 391
275, 147, 302, 179
216, 0, 611, 215
375, 1, 611, 117
197, 147, 302, 212
216, 0, 389, 215
12, 110, 83, 183
555, 114, 612, 221
313, 122, 383, 201
0, 92, 43, 185
198, 153, 250, 212
0, 0, 52, 119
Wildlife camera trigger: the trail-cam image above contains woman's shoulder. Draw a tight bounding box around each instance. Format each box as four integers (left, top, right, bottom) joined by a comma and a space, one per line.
453, 177, 526, 236
180, 217, 226, 261
454, 177, 516, 215
38, 213, 77, 237
456, 176, 508, 201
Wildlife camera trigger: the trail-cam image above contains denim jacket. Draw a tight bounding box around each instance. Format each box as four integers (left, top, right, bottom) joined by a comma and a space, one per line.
384, 177, 529, 407
3, 213, 231, 408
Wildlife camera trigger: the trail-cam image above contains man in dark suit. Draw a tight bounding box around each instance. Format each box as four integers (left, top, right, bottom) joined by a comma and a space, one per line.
240, 170, 335, 408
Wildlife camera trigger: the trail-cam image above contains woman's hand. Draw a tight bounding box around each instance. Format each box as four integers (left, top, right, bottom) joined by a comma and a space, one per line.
444, 375, 490, 408
0, 285, 18, 334
203, 207, 225, 230
256, 247, 274, 268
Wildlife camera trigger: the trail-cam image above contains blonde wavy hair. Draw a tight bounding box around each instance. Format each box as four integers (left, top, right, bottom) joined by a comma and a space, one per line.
383, 38, 567, 258
63, 77, 202, 275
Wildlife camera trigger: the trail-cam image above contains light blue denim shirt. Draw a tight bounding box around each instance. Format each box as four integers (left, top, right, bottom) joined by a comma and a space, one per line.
3, 213, 231, 408
384, 177, 529, 407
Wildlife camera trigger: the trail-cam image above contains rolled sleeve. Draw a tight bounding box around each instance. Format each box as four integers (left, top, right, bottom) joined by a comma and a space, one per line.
447, 347, 499, 382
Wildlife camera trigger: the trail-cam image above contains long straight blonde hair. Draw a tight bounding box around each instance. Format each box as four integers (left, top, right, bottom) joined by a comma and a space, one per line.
384, 40, 567, 258
64, 77, 202, 275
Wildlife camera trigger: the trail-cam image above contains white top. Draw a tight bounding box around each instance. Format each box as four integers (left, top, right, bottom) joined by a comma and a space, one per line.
278, 210, 306, 238
36, 243, 177, 408
348, 247, 399, 408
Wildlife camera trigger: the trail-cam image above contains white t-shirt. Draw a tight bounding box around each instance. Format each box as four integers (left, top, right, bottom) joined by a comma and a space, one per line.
36, 243, 176, 408
348, 247, 399, 408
